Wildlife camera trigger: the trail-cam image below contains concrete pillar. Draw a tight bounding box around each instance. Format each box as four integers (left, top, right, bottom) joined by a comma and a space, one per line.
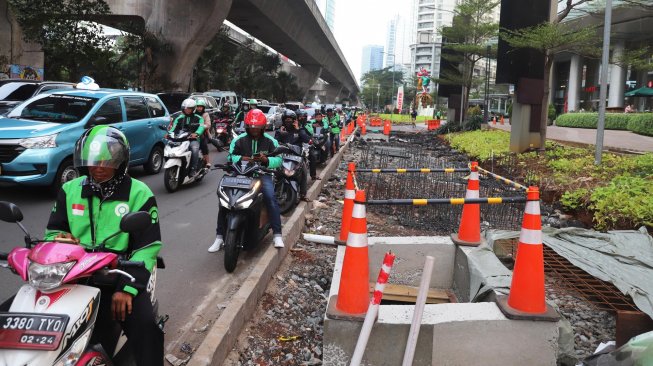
567, 55, 583, 112
0, 0, 44, 76
584, 60, 600, 111
509, 97, 541, 153
608, 40, 627, 109
636, 70, 649, 112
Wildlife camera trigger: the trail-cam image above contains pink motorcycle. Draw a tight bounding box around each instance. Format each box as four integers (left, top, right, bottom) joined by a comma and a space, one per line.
0, 201, 165, 366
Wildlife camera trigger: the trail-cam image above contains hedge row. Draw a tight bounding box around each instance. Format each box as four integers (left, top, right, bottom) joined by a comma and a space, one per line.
556, 113, 653, 136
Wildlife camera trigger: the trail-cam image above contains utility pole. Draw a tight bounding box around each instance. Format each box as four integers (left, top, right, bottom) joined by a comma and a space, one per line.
483, 45, 491, 124
595, 0, 612, 165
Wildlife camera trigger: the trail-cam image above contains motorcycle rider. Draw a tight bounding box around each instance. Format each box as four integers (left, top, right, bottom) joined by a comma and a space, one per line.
234, 99, 259, 130
168, 99, 205, 177
214, 101, 234, 149
275, 110, 311, 200
209, 108, 285, 252
45, 125, 164, 365
326, 108, 341, 157
305, 111, 329, 180
195, 99, 212, 167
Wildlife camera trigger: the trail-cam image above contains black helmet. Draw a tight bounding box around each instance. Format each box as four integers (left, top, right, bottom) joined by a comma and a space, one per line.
296, 109, 307, 119
221, 102, 231, 112
326, 107, 334, 114
283, 110, 297, 121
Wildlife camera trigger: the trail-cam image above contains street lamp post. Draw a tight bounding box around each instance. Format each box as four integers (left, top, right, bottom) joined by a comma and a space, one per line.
382, 52, 397, 120
483, 45, 491, 124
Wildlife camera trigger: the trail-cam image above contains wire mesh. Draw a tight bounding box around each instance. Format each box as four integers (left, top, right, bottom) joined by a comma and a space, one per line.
352, 133, 525, 234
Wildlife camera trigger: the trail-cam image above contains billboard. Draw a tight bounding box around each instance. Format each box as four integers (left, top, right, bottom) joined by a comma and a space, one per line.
9, 65, 44, 80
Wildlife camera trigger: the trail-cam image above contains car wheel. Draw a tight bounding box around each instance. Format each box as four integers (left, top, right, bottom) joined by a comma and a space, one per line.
51, 158, 78, 194
144, 146, 164, 174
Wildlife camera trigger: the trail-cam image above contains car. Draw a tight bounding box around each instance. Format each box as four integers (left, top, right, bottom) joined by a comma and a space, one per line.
0, 86, 170, 192
0, 79, 75, 116
257, 105, 281, 130
156, 92, 190, 116
284, 101, 305, 111
205, 90, 238, 112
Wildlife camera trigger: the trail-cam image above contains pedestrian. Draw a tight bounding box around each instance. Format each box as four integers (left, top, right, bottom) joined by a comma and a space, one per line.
411, 109, 417, 121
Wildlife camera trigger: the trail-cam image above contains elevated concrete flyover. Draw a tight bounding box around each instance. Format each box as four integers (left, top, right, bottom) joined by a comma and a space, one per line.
101, 0, 358, 101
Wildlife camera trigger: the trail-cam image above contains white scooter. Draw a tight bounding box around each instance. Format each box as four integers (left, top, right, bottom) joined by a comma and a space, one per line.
0, 202, 166, 366
162, 130, 209, 192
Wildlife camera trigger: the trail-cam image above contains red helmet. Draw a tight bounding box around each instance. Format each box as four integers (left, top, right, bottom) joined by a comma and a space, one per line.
244, 109, 267, 129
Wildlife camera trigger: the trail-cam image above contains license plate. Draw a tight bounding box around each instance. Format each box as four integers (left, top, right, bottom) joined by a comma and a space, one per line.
222, 176, 253, 189
283, 154, 302, 163
0, 313, 69, 351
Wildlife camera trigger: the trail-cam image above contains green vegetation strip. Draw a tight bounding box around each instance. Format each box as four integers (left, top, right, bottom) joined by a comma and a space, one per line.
447, 130, 653, 231
556, 113, 653, 136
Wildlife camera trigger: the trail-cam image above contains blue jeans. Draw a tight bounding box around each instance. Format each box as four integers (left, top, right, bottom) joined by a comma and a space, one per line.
216, 175, 282, 236
189, 140, 200, 173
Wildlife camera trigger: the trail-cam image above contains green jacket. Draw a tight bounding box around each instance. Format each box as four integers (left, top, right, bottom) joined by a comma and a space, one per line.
228, 133, 282, 169
169, 113, 205, 135
305, 119, 329, 135
46, 176, 162, 297
327, 115, 341, 133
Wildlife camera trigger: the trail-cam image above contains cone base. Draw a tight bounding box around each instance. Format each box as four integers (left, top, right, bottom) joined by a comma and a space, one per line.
451, 233, 483, 247
326, 295, 367, 322
495, 295, 560, 322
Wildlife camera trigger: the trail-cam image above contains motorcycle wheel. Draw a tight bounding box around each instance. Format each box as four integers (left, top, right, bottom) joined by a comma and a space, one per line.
224, 229, 242, 273
164, 167, 180, 193
276, 180, 297, 214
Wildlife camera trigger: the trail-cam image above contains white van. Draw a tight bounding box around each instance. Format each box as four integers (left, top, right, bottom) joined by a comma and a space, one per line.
205, 90, 238, 112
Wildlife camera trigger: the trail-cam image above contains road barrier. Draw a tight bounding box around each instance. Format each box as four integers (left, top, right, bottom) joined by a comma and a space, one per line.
366, 196, 528, 206
426, 119, 441, 130
356, 168, 469, 173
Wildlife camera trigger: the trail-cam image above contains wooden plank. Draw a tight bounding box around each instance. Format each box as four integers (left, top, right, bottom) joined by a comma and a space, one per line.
368, 283, 451, 304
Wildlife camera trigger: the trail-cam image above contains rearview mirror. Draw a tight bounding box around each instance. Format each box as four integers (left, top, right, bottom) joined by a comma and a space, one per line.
119, 211, 152, 233
0, 201, 23, 223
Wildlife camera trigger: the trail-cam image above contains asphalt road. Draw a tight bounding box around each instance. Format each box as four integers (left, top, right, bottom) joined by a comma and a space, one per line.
0, 148, 233, 347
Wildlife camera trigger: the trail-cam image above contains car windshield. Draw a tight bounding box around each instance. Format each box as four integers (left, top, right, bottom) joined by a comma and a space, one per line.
258, 105, 272, 113
9, 94, 99, 123
0, 82, 38, 101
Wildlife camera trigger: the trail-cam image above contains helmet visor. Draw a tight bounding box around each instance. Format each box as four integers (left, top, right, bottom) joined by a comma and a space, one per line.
74, 132, 129, 169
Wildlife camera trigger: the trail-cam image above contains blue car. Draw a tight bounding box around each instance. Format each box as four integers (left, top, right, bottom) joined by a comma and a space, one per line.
0, 88, 170, 192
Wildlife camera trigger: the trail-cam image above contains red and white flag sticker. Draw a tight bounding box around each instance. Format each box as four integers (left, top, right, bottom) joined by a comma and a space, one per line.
72, 204, 85, 216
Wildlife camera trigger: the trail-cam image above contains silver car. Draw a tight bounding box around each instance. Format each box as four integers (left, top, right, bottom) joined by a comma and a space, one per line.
257, 105, 282, 130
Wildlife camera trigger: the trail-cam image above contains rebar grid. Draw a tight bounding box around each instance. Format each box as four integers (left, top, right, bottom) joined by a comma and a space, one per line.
353, 134, 525, 233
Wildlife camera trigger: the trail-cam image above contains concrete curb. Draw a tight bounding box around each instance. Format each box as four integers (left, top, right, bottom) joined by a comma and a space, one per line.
189, 138, 352, 366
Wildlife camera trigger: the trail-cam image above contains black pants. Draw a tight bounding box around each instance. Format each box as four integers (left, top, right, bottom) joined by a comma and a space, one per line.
95, 289, 164, 366
200, 135, 209, 155
299, 162, 308, 197
309, 151, 318, 178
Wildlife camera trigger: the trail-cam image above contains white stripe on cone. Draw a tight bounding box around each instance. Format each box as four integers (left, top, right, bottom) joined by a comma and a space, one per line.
519, 228, 542, 245
346, 232, 368, 248
465, 189, 480, 199
345, 190, 356, 199
352, 203, 366, 219
470, 172, 479, 181
524, 201, 541, 215
381, 264, 391, 274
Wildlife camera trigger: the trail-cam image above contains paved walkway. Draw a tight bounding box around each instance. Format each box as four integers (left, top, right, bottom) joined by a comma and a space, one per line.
491, 123, 653, 153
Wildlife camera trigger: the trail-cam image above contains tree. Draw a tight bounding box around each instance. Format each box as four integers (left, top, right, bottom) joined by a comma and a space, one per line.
360, 67, 404, 110
9, 0, 113, 82
501, 0, 602, 148
439, 0, 500, 119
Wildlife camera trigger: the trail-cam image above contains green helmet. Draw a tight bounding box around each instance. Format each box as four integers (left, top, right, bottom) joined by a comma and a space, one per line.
195, 99, 206, 107
74, 125, 130, 175
248, 99, 257, 104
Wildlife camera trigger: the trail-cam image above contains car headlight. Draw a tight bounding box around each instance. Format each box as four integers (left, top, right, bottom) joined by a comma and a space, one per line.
19, 134, 58, 149
28, 261, 75, 292
54, 325, 93, 366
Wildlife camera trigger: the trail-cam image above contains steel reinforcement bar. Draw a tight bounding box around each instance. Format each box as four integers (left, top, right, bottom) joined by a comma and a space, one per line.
477, 166, 529, 191
366, 196, 529, 206
355, 168, 470, 173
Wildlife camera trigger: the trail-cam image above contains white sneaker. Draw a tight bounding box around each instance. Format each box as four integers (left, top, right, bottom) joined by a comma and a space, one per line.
273, 235, 285, 248
208, 236, 224, 252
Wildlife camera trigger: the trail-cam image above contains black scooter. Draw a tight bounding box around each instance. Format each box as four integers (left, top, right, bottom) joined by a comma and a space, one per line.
274, 143, 308, 214
309, 126, 330, 165
214, 161, 275, 272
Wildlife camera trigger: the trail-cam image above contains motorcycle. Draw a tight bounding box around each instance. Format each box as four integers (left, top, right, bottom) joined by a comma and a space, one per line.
309, 126, 329, 165
0, 202, 166, 366
214, 162, 275, 273
275, 143, 309, 215
210, 117, 232, 151
162, 129, 209, 193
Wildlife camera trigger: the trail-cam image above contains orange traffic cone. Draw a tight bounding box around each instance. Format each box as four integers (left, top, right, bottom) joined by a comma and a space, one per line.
451, 161, 482, 246
361, 122, 366, 135
500, 115, 505, 125
339, 163, 356, 241
492, 116, 496, 125
335, 190, 370, 316
496, 187, 559, 321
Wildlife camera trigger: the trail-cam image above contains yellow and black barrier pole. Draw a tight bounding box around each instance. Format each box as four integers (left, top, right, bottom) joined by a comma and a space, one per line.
366, 196, 528, 206
356, 168, 470, 173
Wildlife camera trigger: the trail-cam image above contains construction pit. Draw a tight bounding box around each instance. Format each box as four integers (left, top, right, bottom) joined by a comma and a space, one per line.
323, 235, 567, 366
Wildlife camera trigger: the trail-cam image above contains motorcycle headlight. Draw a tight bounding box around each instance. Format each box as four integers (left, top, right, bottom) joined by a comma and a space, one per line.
28, 261, 75, 292
19, 134, 58, 149
54, 325, 93, 366
235, 199, 253, 209
284, 168, 295, 177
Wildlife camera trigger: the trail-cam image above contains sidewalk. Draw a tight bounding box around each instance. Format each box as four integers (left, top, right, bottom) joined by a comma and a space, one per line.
491, 123, 653, 153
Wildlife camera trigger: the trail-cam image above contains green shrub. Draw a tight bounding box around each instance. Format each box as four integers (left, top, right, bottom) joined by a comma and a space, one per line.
590, 175, 653, 230
555, 113, 630, 130
627, 114, 653, 136
561, 188, 590, 210
468, 105, 482, 117
446, 130, 511, 160
548, 104, 556, 124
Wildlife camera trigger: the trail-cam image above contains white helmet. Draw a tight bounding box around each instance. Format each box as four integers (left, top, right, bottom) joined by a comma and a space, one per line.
181, 99, 196, 110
